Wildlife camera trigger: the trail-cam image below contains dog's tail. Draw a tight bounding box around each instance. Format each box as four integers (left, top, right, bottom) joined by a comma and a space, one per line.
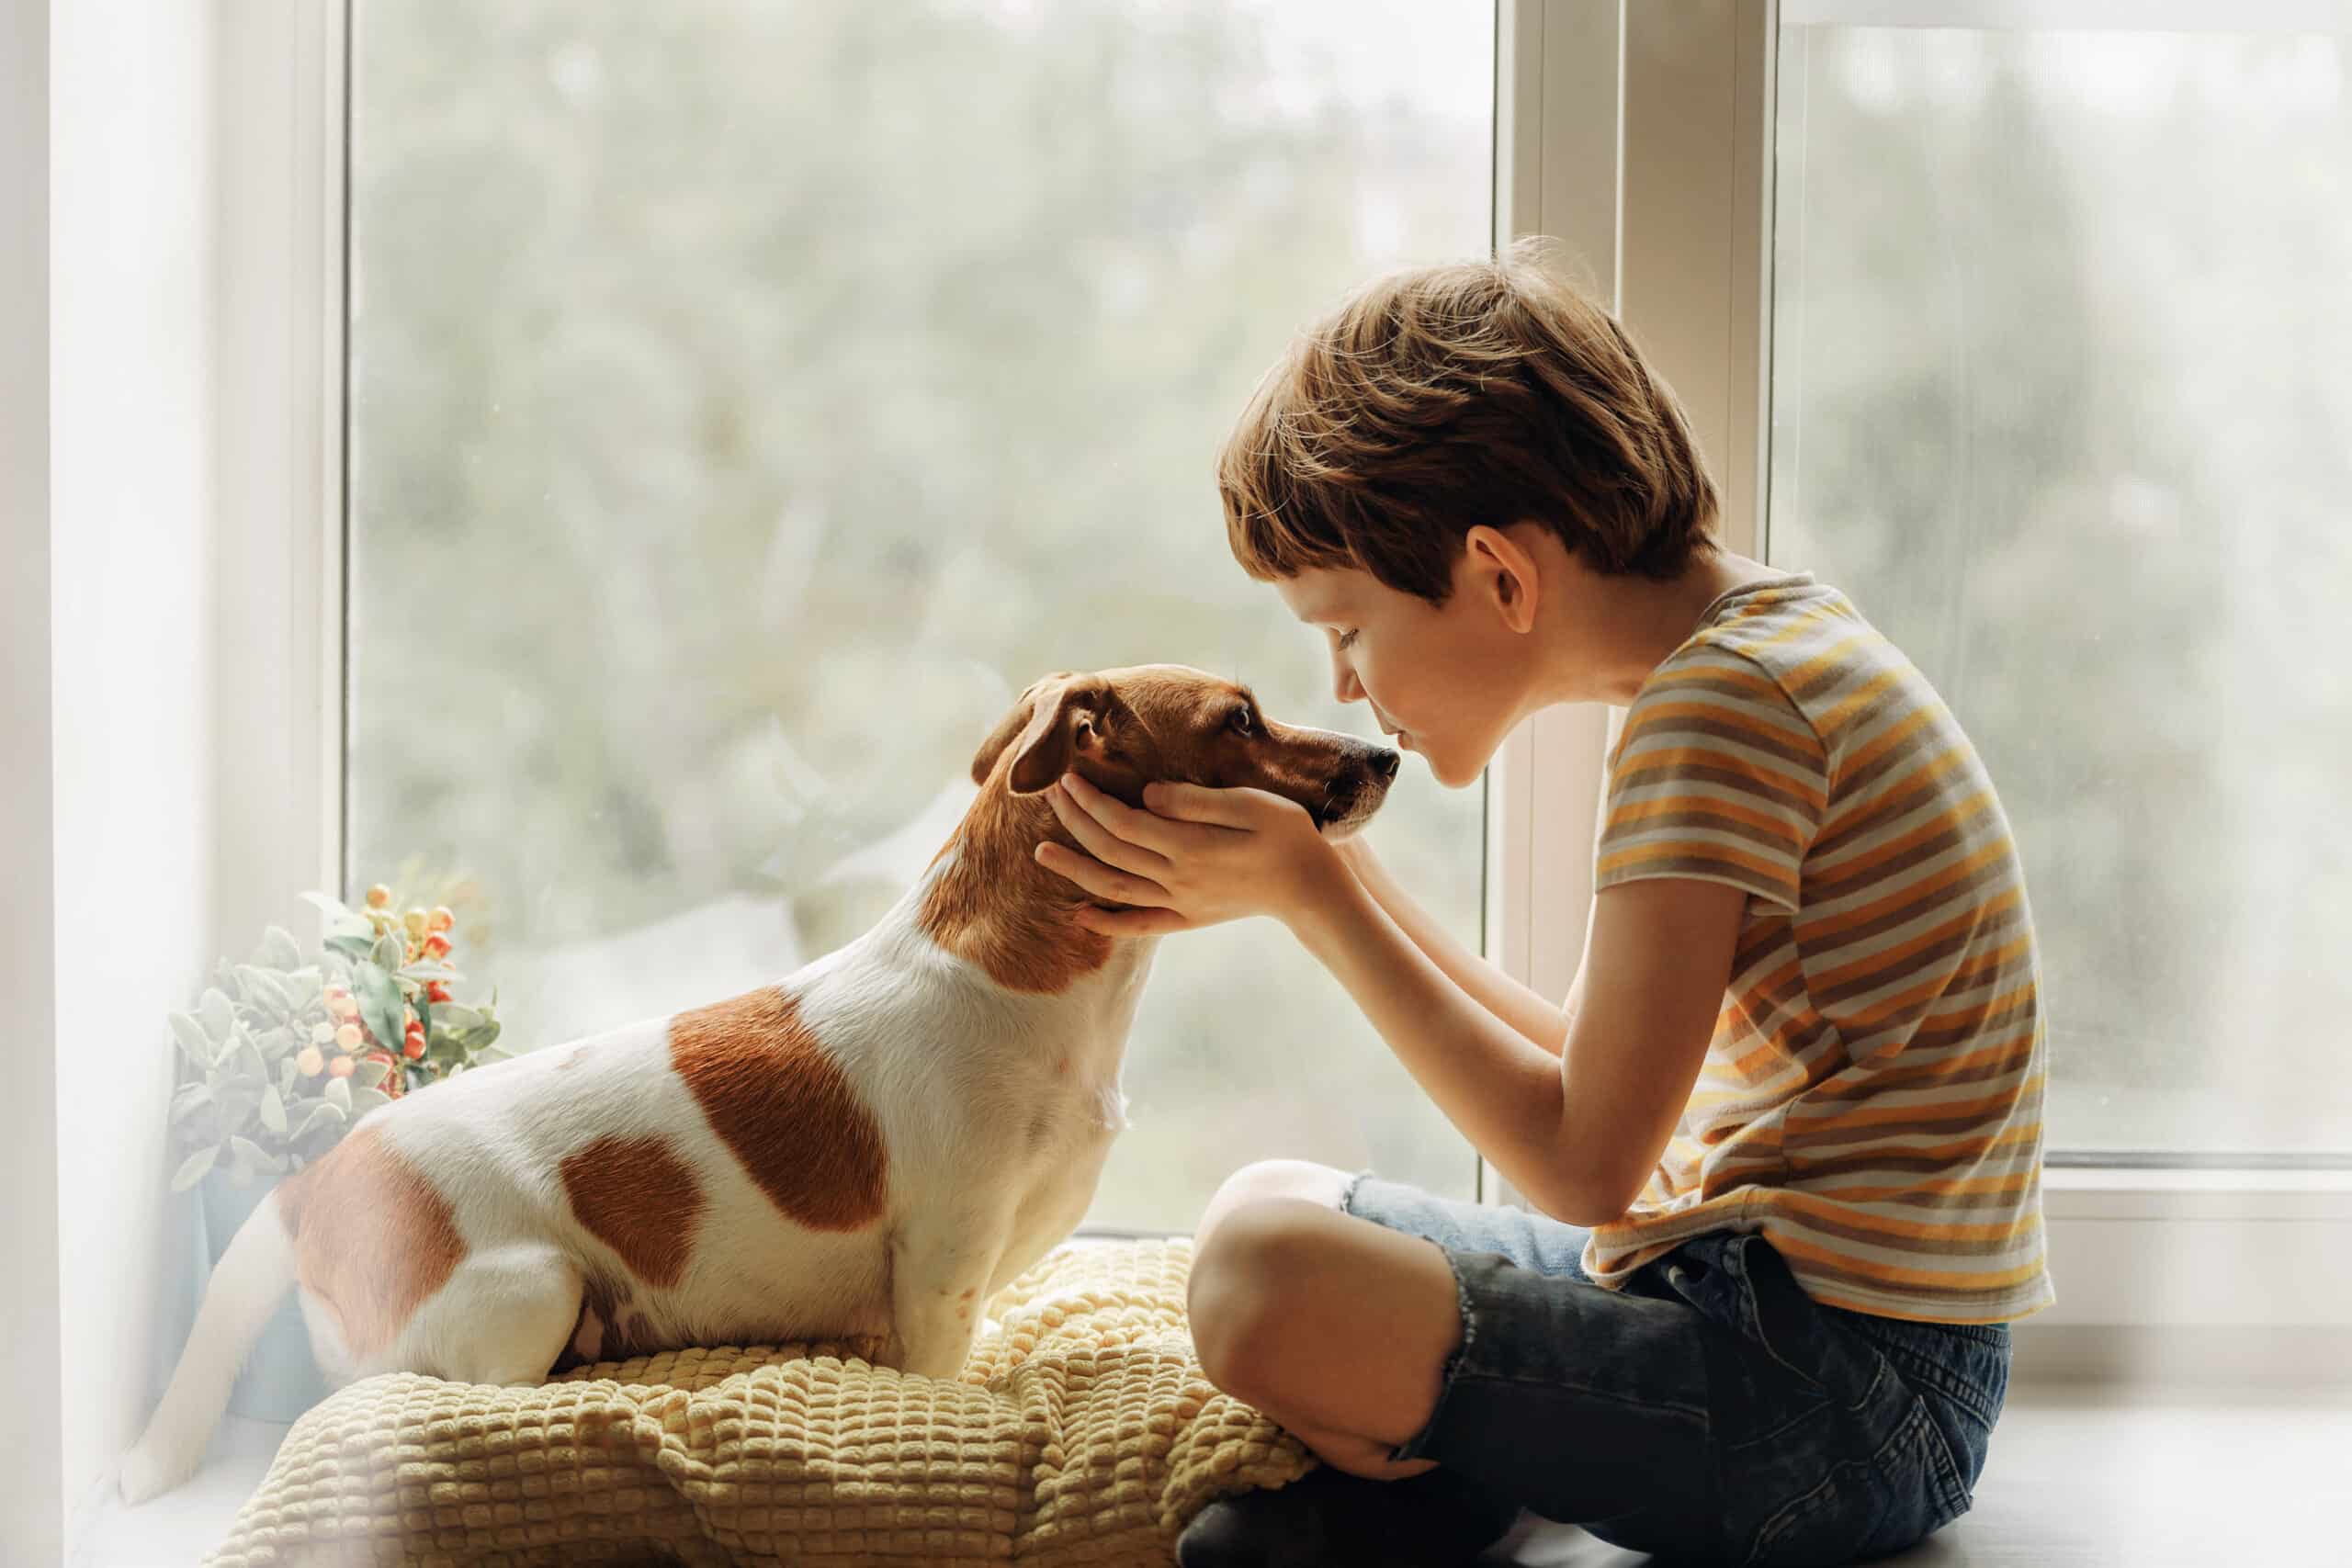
119, 1186, 299, 1504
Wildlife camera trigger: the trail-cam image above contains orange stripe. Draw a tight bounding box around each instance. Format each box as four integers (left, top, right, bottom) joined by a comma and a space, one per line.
1613, 748, 1828, 810
1813, 886, 2025, 989
1764, 1225, 2048, 1291
1610, 792, 1806, 841
1814, 789, 1995, 881
1790, 1070, 2046, 1132
1804, 839, 2013, 945
1599, 840, 1796, 888
1623, 699, 1825, 756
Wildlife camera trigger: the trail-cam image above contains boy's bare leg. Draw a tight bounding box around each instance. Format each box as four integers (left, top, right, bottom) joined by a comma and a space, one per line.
1189, 1161, 1460, 1482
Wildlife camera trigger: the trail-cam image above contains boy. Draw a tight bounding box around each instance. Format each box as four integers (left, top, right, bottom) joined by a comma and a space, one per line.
1035, 240, 2052, 1566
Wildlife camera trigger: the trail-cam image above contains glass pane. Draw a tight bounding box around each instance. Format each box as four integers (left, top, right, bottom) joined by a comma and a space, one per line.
347, 0, 1494, 1228
1769, 17, 2352, 1157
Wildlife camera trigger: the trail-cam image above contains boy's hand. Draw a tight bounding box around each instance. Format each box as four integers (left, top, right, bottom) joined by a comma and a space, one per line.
1035, 772, 1342, 937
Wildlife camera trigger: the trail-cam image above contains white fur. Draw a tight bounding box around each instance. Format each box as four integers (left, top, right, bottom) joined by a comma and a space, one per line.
121, 852, 1159, 1501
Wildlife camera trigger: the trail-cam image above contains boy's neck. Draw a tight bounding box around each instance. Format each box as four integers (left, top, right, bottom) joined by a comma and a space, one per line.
1557, 548, 1787, 706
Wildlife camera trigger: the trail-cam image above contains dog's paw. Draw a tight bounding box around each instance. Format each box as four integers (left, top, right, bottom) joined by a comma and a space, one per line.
117, 1445, 175, 1506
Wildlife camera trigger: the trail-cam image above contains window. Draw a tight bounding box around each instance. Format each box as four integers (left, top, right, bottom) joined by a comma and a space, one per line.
345, 0, 1496, 1229
1769, 5, 2352, 1162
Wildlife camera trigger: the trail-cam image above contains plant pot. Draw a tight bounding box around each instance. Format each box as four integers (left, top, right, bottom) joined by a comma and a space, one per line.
197, 1174, 331, 1423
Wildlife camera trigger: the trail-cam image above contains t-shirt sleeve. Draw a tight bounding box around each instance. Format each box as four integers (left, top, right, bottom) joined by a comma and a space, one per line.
1595, 648, 1827, 912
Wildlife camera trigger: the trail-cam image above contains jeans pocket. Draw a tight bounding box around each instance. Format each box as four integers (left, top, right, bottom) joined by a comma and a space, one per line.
1740, 1399, 1958, 1568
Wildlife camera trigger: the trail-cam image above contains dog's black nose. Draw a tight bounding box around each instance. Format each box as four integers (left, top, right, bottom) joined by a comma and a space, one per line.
1370, 749, 1400, 781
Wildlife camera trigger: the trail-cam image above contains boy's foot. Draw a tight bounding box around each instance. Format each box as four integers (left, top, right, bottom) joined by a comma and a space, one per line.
1175, 1463, 1523, 1568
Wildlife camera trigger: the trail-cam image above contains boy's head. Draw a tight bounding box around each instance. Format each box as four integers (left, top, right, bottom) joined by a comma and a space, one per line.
1217, 238, 1721, 787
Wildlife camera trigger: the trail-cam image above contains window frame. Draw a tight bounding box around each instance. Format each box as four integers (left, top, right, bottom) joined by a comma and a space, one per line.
222, 0, 2352, 1376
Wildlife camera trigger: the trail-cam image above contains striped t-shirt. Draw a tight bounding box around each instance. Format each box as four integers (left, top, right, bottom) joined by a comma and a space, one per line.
1583, 574, 2054, 1324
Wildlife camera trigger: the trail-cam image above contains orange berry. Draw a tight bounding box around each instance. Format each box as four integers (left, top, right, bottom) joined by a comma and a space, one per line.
330, 995, 359, 1020
426, 981, 451, 1004
295, 1045, 324, 1077
424, 933, 451, 959
428, 906, 454, 933
402, 1035, 426, 1061
328, 1055, 355, 1077
365, 885, 391, 909
402, 908, 428, 939
334, 1022, 362, 1049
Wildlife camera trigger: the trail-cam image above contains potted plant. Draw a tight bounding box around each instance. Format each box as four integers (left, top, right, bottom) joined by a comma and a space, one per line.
164, 882, 504, 1418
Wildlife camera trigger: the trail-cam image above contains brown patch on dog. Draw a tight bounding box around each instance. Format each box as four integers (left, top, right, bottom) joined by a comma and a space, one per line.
275, 1124, 465, 1359
670, 987, 889, 1232
919, 781, 1116, 994
560, 1134, 706, 1289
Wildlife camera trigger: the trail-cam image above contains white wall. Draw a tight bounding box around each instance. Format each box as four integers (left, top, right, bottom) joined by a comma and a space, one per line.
49, 0, 221, 1540
4, 1, 64, 1560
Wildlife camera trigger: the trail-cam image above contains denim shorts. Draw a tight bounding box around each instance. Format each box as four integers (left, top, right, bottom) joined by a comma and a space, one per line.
1342, 1173, 2012, 1567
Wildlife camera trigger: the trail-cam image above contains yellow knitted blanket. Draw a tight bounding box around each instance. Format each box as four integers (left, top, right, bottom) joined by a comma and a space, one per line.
205, 1237, 1315, 1566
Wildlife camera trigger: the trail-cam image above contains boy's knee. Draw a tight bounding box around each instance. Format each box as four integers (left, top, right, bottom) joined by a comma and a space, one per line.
1187, 1199, 1320, 1396
1194, 1159, 1352, 1255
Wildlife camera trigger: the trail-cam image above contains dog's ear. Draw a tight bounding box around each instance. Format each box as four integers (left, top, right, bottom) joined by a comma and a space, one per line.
970, 672, 1109, 793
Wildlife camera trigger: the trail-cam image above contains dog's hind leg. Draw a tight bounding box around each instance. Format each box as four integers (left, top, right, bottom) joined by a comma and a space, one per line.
407, 1241, 585, 1387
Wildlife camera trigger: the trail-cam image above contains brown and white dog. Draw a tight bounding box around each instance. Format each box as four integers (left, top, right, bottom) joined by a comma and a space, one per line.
121, 664, 1396, 1503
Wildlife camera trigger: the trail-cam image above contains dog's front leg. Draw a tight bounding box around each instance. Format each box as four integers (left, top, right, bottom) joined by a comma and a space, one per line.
882, 1199, 1014, 1382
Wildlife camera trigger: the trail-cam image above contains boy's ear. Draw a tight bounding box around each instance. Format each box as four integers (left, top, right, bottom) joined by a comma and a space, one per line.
1467, 524, 1542, 634
970, 673, 1111, 793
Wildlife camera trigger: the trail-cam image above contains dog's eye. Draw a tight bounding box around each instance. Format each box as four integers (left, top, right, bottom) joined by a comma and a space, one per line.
1228, 705, 1256, 736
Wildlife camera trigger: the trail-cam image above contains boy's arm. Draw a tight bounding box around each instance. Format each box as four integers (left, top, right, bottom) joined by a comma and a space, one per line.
1335, 836, 1572, 1055
1291, 864, 1740, 1227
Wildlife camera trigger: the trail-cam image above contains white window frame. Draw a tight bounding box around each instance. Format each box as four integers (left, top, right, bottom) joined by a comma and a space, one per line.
218, 0, 2351, 1385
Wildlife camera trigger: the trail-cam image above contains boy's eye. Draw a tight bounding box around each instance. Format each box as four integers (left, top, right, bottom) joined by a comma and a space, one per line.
1335, 629, 1360, 651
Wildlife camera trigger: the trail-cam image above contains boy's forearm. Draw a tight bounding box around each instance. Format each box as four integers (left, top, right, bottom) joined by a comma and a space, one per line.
1289, 863, 1590, 1219
1339, 839, 1571, 1055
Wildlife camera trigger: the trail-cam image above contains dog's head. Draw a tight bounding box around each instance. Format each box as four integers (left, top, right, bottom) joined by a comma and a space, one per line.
968, 665, 1397, 839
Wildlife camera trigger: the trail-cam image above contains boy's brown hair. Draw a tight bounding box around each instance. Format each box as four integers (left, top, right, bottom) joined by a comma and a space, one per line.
1219, 236, 1719, 603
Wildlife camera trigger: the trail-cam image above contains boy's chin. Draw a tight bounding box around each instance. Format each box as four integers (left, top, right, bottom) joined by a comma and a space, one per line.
1411, 735, 1486, 790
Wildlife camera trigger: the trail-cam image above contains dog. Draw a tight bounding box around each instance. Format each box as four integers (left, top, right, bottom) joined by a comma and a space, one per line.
121, 664, 1396, 1502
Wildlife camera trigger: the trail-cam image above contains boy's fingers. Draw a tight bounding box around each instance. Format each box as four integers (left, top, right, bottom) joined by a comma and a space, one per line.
1035, 841, 1171, 909
1060, 772, 1190, 856
1046, 783, 1170, 877
1074, 905, 1188, 938
1139, 781, 1260, 829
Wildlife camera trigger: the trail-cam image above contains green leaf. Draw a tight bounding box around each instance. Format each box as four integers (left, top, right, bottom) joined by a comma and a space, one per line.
353, 962, 405, 1060
198, 988, 236, 1042
323, 1076, 351, 1114
347, 1087, 392, 1118
396, 960, 460, 983
261, 924, 304, 970
324, 933, 376, 964
170, 1145, 219, 1191
170, 1083, 213, 1121
235, 965, 293, 1020
234, 1035, 269, 1083
258, 1081, 288, 1135
169, 1012, 216, 1066
278, 1055, 299, 1097
369, 932, 407, 974
350, 1057, 390, 1093
434, 1002, 485, 1032
290, 1100, 345, 1141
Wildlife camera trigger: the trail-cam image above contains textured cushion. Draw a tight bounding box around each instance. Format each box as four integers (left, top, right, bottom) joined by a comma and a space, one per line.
205, 1237, 1315, 1565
